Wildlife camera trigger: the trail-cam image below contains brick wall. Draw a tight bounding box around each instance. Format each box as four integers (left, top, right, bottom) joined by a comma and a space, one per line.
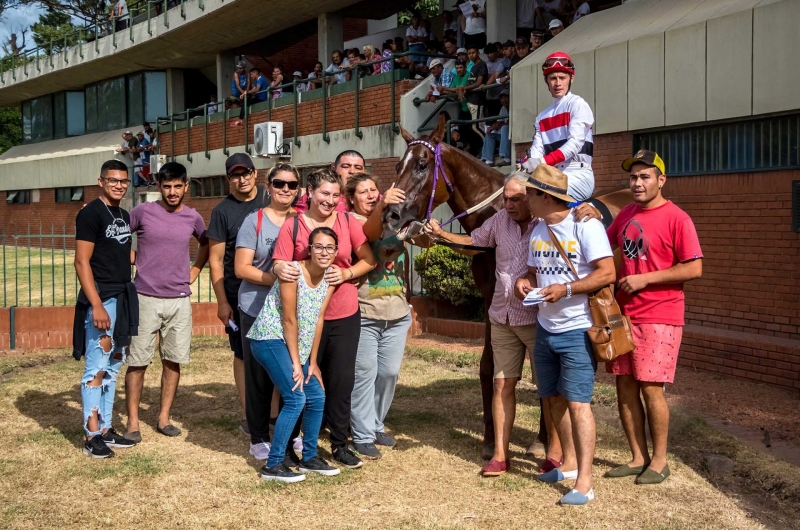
161, 80, 417, 158
248, 18, 369, 77
518, 132, 800, 389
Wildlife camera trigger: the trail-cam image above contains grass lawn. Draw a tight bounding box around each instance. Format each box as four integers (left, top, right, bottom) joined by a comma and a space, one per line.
0, 336, 795, 529
0, 245, 216, 308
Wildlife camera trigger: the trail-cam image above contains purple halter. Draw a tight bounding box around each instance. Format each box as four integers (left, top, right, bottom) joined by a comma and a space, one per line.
407, 140, 468, 227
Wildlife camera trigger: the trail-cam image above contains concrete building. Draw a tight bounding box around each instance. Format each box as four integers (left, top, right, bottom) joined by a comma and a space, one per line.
510, 0, 800, 389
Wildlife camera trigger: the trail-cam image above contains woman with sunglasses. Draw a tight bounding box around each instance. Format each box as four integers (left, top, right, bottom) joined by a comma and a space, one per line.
234, 163, 301, 463
272, 168, 376, 470
522, 51, 595, 204
344, 173, 410, 460
247, 227, 340, 482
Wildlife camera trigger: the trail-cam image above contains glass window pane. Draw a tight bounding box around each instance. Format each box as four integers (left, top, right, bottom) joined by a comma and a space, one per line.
66, 91, 85, 136
97, 77, 126, 131
22, 101, 32, 142
144, 71, 168, 123
30, 95, 53, 142
85, 85, 98, 133
53, 92, 66, 139
127, 73, 144, 128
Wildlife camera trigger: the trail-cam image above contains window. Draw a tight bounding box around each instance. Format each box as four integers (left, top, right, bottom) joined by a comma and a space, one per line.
634, 113, 800, 176
29, 95, 53, 143
144, 71, 168, 123
66, 91, 86, 136
6, 190, 30, 205
191, 176, 229, 198
127, 73, 144, 127
55, 187, 84, 203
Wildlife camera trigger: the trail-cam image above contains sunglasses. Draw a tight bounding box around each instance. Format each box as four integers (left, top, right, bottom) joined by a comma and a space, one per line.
543, 57, 574, 69
271, 179, 299, 190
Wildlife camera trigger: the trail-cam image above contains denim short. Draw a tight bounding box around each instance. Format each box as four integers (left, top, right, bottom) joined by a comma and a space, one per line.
533, 326, 597, 403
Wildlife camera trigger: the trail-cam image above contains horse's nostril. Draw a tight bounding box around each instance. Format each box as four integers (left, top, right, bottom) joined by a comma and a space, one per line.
387, 212, 400, 222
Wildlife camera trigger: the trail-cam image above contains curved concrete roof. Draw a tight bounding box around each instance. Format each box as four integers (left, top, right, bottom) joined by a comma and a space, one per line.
510, 0, 800, 140
0, 0, 368, 106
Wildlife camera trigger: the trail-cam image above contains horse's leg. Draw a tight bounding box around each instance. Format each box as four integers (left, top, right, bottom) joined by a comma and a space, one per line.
473, 254, 496, 457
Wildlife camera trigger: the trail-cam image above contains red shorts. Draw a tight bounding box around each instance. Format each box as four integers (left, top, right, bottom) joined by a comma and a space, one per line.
606, 323, 683, 383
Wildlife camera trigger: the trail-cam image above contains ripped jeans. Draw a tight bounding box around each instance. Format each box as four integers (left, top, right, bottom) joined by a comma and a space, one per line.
81, 298, 126, 437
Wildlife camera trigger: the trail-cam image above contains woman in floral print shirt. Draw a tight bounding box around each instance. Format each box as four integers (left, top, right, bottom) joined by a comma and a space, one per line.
247, 227, 337, 483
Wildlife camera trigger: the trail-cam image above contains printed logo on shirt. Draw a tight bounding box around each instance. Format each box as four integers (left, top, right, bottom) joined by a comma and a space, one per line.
106, 219, 132, 244
530, 238, 577, 275
621, 219, 649, 260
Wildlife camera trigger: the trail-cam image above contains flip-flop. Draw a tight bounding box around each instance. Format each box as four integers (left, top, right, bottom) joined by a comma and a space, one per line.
157, 424, 182, 437
538, 457, 563, 473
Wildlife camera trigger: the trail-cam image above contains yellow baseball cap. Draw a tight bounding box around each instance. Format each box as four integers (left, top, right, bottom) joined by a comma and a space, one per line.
622, 149, 666, 174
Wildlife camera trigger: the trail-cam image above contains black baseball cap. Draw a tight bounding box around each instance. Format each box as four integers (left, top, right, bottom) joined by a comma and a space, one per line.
502, 40, 515, 48
515, 37, 529, 47
225, 152, 255, 175
622, 149, 666, 174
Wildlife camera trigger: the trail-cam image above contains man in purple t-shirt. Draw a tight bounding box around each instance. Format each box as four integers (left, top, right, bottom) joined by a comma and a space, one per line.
123, 162, 209, 443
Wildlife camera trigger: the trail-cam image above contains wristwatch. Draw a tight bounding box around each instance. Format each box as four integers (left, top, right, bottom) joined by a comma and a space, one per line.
565, 283, 572, 299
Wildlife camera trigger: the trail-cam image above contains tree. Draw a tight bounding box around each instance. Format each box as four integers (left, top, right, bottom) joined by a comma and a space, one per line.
398, 0, 441, 25
10, 1, 108, 25
31, 8, 80, 53
0, 106, 23, 156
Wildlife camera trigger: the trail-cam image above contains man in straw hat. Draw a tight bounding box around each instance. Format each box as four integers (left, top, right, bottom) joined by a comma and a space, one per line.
514, 164, 615, 505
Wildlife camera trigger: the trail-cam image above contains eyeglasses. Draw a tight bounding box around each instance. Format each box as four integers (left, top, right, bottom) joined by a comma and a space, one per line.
543, 57, 574, 69
102, 177, 131, 187
310, 244, 338, 255
271, 179, 299, 190
228, 171, 255, 181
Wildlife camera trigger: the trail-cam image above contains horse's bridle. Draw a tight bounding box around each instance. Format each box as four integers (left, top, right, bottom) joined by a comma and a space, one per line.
407, 139, 503, 229
404, 139, 504, 248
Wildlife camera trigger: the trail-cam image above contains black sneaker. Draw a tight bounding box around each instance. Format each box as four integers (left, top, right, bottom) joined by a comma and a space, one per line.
260, 462, 306, 483
332, 446, 363, 469
299, 456, 341, 476
83, 436, 115, 459
102, 428, 137, 449
283, 448, 302, 469
351, 442, 382, 460
374, 431, 397, 448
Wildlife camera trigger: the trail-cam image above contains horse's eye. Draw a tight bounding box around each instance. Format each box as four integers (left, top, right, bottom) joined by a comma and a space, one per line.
418, 162, 428, 171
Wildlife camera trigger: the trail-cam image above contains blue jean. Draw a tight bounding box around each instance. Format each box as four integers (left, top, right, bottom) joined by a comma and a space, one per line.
250, 339, 325, 468
81, 298, 126, 437
409, 43, 425, 63
481, 124, 510, 162
350, 313, 412, 444
533, 326, 597, 403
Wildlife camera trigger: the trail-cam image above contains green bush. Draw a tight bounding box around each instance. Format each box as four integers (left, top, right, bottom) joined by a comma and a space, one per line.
413, 246, 482, 307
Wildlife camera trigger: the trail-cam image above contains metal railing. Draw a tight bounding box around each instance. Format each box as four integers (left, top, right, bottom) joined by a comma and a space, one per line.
156, 51, 455, 160
0, 0, 192, 86
0, 222, 215, 308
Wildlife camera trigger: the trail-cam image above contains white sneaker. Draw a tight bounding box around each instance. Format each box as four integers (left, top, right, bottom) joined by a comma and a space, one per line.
293, 436, 303, 452
249, 441, 271, 461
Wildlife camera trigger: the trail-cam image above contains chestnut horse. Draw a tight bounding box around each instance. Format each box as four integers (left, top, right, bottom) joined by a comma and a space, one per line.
383, 115, 633, 450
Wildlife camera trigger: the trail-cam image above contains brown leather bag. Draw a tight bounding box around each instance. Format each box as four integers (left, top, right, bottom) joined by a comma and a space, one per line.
545, 225, 636, 362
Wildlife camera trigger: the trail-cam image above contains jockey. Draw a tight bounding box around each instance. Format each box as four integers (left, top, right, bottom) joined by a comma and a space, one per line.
522, 52, 595, 203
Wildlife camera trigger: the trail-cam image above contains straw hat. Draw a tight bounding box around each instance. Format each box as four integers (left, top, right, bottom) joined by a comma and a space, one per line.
520, 164, 575, 203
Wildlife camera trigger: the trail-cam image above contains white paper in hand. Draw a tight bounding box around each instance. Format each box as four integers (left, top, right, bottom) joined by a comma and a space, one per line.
522, 288, 546, 307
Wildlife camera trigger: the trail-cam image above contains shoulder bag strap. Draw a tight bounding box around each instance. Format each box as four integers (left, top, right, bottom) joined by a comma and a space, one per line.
545, 224, 580, 281
292, 214, 299, 248
256, 209, 264, 236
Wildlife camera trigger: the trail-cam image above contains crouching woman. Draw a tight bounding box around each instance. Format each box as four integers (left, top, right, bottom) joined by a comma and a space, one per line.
247, 227, 340, 483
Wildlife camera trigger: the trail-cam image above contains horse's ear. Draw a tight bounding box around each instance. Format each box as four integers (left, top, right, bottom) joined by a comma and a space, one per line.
399, 124, 415, 144
430, 114, 446, 144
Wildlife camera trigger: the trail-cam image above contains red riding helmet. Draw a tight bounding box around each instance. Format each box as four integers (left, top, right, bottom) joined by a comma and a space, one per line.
542, 52, 575, 78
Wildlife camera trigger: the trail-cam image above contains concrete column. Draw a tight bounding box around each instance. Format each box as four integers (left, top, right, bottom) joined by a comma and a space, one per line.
318, 12, 344, 65
166, 68, 185, 115
486, 0, 516, 43
216, 52, 236, 102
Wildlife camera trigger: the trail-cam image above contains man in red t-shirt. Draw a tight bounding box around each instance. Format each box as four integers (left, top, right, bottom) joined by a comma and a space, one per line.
603, 150, 702, 485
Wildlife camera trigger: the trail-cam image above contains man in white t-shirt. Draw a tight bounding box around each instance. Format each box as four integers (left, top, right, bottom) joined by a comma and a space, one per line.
514, 165, 615, 506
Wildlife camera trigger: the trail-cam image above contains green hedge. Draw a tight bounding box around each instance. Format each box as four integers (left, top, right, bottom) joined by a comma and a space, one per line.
413, 246, 482, 307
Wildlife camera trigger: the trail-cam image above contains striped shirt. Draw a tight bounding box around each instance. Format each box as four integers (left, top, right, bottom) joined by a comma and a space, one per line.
530, 91, 594, 171
471, 209, 538, 327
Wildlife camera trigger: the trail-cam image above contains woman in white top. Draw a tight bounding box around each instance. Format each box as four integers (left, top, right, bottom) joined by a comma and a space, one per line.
406, 13, 429, 64
461, 0, 487, 50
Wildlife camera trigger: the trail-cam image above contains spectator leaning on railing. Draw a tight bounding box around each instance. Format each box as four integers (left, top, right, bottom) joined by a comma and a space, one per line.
326, 50, 351, 85
229, 61, 249, 109
424, 59, 454, 103
110, 0, 129, 32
